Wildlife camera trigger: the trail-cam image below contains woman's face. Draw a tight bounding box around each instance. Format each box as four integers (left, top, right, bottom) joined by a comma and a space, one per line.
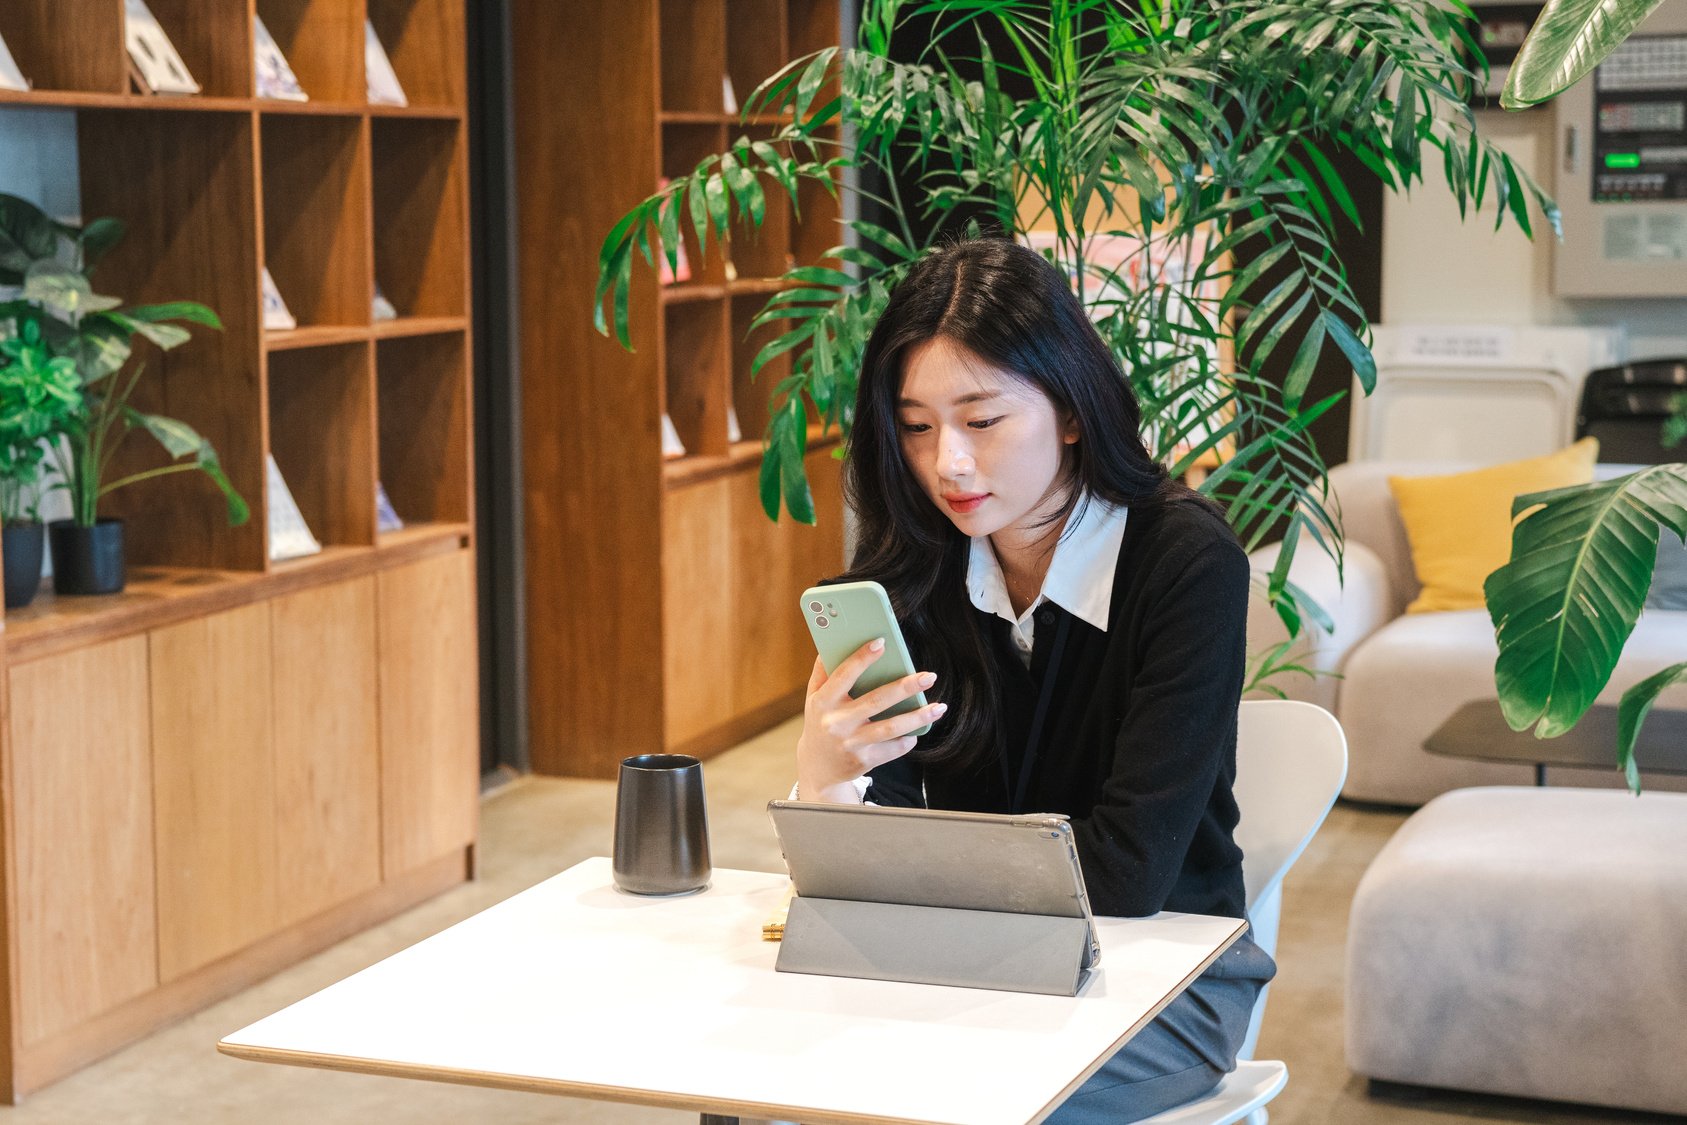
896, 336, 1078, 541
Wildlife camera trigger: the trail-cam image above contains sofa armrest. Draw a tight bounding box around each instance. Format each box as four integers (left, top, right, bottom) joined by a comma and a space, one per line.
1245, 539, 1395, 710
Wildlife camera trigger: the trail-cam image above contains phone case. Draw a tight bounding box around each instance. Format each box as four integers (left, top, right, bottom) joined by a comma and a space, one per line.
802, 581, 931, 736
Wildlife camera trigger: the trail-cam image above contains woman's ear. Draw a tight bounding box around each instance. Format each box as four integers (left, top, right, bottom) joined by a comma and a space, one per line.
1062, 413, 1080, 445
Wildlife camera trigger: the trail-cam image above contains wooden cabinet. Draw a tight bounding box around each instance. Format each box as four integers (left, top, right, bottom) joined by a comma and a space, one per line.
8, 638, 156, 1050
271, 578, 382, 924
0, 2, 479, 1100
0, 543, 475, 1100
151, 603, 278, 982
378, 550, 478, 877
514, 0, 847, 777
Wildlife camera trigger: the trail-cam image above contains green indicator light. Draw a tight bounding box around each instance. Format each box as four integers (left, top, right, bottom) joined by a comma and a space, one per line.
1605, 152, 1641, 169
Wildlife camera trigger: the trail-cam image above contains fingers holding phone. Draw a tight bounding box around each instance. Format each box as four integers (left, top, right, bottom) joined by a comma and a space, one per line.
798, 644, 945, 799
797, 582, 947, 801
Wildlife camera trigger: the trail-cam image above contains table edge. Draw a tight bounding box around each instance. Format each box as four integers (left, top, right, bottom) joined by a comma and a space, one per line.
216, 1039, 946, 1125
1021, 915, 1250, 1125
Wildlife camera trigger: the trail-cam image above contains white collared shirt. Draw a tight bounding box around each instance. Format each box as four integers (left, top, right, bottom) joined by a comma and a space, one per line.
967, 497, 1129, 666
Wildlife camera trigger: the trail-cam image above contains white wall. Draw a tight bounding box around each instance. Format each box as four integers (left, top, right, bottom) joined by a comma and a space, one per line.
1381, 105, 1687, 361
1, 106, 81, 541
0, 106, 81, 221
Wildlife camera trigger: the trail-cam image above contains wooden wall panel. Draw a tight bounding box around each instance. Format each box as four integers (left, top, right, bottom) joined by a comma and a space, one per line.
9, 638, 156, 1046
513, 0, 664, 777
377, 551, 478, 876
271, 577, 382, 923
729, 447, 846, 718
662, 477, 736, 749
150, 604, 278, 982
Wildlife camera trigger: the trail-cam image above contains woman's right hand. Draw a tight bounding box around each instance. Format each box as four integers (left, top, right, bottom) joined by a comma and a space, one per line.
795, 638, 947, 803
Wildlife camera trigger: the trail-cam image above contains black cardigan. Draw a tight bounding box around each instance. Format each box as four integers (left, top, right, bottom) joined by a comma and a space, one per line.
865, 496, 1250, 920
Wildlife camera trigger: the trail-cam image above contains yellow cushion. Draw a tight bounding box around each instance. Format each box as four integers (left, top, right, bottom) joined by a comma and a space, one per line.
1388, 438, 1599, 614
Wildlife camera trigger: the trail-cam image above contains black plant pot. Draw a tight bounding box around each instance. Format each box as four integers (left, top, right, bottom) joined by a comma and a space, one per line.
49, 518, 126, 596
3, 522, 46, 608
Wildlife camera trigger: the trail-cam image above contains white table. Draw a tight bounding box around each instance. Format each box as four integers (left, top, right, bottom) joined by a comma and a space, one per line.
219, 858, 1245, 1125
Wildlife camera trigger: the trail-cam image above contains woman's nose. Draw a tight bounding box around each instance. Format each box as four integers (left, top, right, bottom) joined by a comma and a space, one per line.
936, 428, 974, 478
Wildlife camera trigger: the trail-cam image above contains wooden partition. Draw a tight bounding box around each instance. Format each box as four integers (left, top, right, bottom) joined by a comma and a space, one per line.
0, 1, 478, 1101
513, 0, 846, 777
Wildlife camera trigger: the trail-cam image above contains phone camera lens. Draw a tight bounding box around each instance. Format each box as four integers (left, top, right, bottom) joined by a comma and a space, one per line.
815, 615, 829, 628
808, 600, 823, 613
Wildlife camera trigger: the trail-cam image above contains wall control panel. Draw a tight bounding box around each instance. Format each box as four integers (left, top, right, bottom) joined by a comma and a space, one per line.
1554, 2, 1687, 296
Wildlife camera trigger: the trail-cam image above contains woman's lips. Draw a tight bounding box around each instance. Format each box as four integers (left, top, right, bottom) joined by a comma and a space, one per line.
945, 493, 988, 514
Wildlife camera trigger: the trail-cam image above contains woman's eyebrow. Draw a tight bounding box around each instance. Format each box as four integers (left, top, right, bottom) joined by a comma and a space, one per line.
897, 391, 1003, 408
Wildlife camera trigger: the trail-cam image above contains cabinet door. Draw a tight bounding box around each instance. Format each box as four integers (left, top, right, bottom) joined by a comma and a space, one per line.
150, 603, 277, 981
378, 550, 478, 877
272, 577, 382, 923
663, 476, 735, 749
729, 448, 847, 717
9, 637, 156, 1046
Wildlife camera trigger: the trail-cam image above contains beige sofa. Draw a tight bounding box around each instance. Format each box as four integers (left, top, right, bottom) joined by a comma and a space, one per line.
1245, 460, 1687, 806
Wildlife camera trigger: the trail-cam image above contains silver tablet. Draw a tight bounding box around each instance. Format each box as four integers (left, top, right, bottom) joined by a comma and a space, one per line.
766, 800, 1102, 970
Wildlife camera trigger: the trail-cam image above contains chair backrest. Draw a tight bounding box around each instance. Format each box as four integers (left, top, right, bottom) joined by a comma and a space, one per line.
1235, 700, 1348, 915
1233, 700, 1347, 1062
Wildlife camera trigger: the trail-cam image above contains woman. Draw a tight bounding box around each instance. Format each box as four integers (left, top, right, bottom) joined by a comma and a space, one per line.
794, 238, 1274, 1123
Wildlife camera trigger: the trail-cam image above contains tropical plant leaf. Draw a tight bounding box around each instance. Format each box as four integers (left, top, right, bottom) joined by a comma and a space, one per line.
1485, 465, 1687, 738
23, 261, 122, 320
1501, 0, 1664, 109
116, 408, 250, 525
1617, 661, 1687, 794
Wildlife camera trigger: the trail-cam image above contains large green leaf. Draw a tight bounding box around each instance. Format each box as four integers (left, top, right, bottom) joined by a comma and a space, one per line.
1501, 0, 1664, 109
1485, 466, 1687, 738
114, 408, 251, 526
1617, 661, 1687, 794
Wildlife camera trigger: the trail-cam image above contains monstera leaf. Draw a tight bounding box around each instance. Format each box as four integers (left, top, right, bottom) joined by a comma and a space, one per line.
1501, 0, 1664, 109
1485, 465, 1687, 738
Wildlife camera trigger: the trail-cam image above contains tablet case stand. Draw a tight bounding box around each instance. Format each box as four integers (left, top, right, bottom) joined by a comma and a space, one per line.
776, 895, 1093, 997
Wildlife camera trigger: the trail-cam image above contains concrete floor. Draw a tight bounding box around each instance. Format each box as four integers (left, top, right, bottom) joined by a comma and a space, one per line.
3, 718, 1673, 1124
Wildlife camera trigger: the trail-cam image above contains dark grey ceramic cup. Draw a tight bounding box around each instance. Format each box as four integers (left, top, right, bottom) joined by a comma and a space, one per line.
612, 754, 712, 895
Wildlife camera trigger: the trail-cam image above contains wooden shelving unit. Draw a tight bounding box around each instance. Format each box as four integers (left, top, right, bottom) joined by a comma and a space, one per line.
0, 0, 477, 1100
513, 0, 845, 777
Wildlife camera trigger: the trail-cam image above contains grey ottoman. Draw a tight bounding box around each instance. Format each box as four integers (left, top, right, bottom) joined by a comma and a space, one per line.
1346, 786, 1687, 1116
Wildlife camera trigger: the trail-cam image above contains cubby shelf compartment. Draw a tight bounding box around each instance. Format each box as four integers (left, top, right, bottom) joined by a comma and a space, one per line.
367, 0, 468, 110
372, 117, 467, 319
255, 0, 367, 103
268, 341, 378, 550
261, 114, 372, 333
376, 331, 472, 529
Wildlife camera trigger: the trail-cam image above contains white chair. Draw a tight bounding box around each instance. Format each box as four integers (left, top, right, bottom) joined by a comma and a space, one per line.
1138, 700, 1348, 1125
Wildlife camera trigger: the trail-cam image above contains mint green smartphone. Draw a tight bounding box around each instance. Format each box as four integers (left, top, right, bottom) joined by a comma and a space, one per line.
801, 580, 932, 737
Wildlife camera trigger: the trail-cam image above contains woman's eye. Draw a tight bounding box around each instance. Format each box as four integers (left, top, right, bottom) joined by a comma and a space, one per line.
967, 417, 1003, 430
899, 421, 932, 435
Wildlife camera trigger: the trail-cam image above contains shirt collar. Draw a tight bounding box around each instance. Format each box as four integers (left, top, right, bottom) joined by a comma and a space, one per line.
966, 497, 1128, 632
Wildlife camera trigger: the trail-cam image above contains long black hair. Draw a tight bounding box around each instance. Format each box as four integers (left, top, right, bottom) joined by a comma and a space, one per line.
839, 236, 1189, 777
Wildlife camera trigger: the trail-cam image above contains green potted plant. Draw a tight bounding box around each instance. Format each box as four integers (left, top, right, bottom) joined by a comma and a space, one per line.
0, 193, 247, 596
0, 319, 81, 607
596, 0, 1553, 683
1478, 0, 1687, 792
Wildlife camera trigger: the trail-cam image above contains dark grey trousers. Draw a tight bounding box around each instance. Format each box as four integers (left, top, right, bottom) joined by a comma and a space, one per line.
1044, 930, 1277, 1125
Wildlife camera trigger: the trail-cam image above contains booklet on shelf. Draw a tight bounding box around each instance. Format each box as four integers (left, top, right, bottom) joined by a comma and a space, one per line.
267, 454, 323, 561
0, 29, 30, 92
261, 267, 297, 331
376, 482, 404, 532
365, 20, 408, 106
254, 14, 308, 102
661, 413, 687, 459
125, 0, 201, 95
